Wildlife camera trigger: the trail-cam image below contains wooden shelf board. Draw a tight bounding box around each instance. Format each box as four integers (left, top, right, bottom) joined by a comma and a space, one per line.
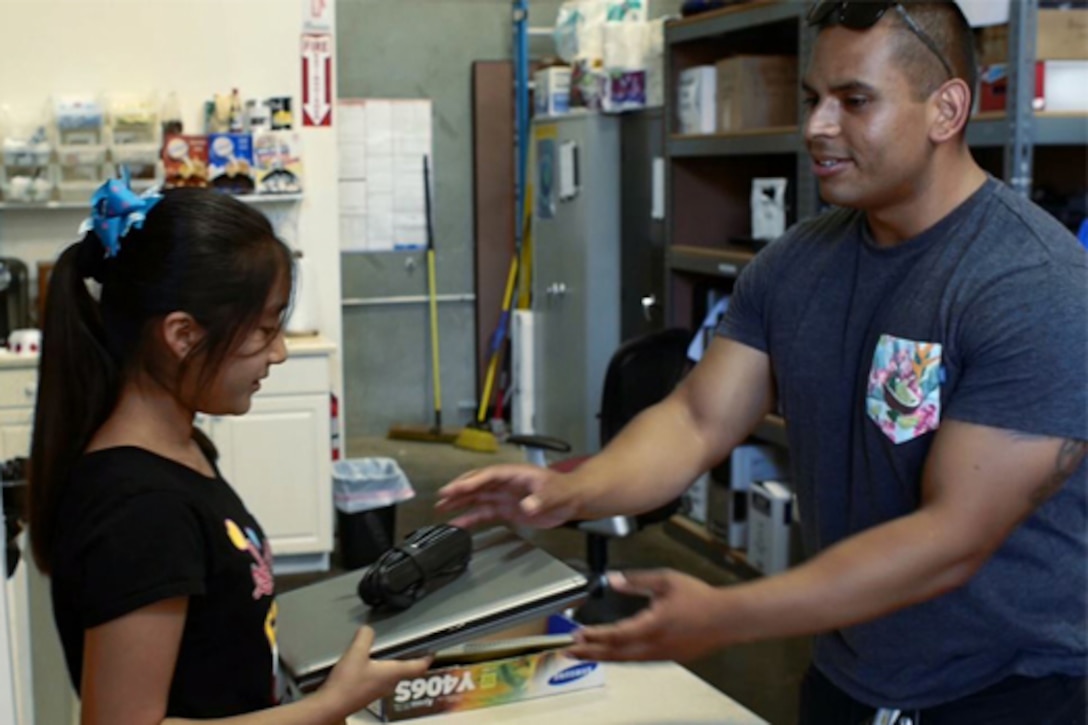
665, 515, 758, 576
668, 244, 758, 279
752, 414, 788, 447
667, 0, 801, 43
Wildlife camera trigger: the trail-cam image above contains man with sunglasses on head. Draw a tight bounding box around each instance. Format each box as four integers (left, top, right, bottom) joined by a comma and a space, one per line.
439, 2, 1087, 722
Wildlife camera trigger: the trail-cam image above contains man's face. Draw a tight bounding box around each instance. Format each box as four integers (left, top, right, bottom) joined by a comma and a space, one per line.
802, 20, 937, 212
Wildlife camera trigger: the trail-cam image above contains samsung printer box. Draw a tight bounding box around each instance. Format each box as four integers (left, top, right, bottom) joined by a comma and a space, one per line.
366, 615, 604, 722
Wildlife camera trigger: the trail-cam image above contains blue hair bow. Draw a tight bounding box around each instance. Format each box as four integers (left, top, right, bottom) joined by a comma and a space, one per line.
78, 167, 163, 258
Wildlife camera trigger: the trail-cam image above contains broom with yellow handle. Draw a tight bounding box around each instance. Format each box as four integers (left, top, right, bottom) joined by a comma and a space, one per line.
454, 183, 533, 453
388, 156, 461, 444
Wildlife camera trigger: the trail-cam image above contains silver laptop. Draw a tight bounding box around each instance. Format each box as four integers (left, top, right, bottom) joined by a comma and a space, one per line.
276, 527, 589, 692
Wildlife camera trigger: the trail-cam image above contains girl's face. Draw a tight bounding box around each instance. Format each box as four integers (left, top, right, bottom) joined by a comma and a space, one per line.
195, 281, 290, 416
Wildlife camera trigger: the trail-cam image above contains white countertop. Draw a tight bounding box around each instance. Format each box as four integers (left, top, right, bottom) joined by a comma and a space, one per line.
0, 353, 36, 370
284, 333, 337, 356
0, 334, 336, 369
348, 661, 769, 725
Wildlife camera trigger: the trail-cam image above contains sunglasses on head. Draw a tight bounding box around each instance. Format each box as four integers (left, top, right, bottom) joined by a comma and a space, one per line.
807, 1, 955, 80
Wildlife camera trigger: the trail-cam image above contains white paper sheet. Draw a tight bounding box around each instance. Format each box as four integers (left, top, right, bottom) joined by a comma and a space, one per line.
651, 156, 665, 221
558, 140, 578, 201
337, 98, 433, 252
956, 0, 1008, 28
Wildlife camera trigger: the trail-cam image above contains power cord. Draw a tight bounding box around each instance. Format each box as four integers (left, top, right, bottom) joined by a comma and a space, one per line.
357, 524, 473, 610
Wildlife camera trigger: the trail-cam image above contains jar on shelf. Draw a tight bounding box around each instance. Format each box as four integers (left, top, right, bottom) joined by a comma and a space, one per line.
1, 121, 54, 203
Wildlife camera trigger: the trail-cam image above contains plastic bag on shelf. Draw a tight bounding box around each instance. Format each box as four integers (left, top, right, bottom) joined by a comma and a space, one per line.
601, 20, 648, 112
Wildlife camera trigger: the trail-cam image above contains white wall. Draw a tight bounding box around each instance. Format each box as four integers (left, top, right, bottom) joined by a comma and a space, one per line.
0, 0, 343, 402
0, 575, 18, 725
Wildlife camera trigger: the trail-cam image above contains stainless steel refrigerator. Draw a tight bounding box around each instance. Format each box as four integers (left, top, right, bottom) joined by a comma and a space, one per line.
531, 113, 620, 454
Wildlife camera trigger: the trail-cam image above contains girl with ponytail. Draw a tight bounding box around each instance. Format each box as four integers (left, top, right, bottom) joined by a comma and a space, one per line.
28, 175, 427, 723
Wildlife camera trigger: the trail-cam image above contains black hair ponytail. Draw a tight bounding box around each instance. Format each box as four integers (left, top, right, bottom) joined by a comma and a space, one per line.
28, 234, 121, 574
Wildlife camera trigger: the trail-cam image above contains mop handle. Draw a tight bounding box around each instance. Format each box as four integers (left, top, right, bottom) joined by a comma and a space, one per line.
424, 156, 442, 430
476, 256, 519, 424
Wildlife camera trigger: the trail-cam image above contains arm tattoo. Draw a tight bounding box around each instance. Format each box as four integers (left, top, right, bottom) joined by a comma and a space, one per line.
1030, 439, 1088, 506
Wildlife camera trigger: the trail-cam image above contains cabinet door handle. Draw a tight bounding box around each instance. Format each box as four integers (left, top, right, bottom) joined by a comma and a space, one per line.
640, 293, 658, 322
546, 282, 568, 297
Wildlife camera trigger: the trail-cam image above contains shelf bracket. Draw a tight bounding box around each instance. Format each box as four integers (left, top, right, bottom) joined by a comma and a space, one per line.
1005, 0, 1037, 198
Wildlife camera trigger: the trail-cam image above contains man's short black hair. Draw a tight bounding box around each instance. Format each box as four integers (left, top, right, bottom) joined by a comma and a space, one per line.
885, 1, 979, 104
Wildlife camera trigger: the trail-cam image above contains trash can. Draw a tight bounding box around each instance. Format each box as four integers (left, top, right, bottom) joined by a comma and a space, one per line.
333, 458, 415, 570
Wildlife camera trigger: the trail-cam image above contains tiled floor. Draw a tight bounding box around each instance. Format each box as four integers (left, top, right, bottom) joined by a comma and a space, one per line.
279, 436, 811, 724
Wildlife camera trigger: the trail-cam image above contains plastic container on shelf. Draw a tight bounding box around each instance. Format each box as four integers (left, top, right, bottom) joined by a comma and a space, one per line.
54, 95, 105, 146
108, 94, 158, 145
55, 145, 106, 166
1, 172, 55, 203
53, 95, 108, 189
56, 179, 98, 204
1, 106, 55, 202
1, 140, 50, 169
107, 94, 162, 187
1, 151, 54, 202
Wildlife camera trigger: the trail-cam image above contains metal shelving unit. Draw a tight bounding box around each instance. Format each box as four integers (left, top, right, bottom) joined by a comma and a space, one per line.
667, 245, 756, 279
0, 192, 304, 212
667, 0, 802, 43
663, 0, 818, 346
663, 0, 1084, 305
668, 127, 801, 157
969, 111, 1088, 149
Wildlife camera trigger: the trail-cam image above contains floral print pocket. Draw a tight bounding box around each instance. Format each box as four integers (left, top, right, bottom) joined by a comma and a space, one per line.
866, 335, 943, 444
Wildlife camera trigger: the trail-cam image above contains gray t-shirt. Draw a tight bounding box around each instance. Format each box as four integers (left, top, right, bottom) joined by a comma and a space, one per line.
718, 177, 1088, 709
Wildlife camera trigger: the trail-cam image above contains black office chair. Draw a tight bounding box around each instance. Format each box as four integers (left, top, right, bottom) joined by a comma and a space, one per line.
509, 327, 693, 622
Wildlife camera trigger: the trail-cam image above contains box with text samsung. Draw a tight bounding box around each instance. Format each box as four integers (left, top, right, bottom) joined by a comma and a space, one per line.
748, 481, 793, 575
367, 616, 604, 721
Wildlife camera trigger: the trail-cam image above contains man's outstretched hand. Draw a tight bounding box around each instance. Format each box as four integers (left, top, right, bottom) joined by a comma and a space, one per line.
435, 464, 579, 529
567, 570, 731, 663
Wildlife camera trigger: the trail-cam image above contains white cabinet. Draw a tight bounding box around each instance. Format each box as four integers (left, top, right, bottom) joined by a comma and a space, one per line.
0, 358, 38, 725
0, 365, 36, 462
199, 339, 335, 574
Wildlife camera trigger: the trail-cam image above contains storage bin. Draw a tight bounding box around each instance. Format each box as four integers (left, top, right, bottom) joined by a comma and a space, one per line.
56, 180, 98, 204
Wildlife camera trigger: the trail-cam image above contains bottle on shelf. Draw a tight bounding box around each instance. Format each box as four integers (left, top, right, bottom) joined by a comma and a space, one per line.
229, 88, 245, 133
161, 92, 183, 136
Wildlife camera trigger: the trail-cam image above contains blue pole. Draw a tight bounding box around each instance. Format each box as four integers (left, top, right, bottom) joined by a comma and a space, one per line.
513, 0, 529, 253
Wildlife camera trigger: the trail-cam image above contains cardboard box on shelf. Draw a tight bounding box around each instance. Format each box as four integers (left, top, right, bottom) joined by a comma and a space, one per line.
366, 615, 603, 722
978, 60, 1088, 113
715, 55, 798, 133
253, 130, 303, 194
748, 480, 793, 576
707, 443, 790, 550
534, 66, 572, 117
162, 134, 209, 188
208, 133, 255, 195
977, 9, 1088, 65
680, 472, 710, 525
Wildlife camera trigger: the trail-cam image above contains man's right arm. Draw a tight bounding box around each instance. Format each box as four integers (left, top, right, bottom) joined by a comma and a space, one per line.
565, 336, 776, 520
437, 336, 775, 528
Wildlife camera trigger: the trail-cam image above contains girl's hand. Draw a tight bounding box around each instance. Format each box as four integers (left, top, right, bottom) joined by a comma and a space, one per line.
318, 626, 432, 718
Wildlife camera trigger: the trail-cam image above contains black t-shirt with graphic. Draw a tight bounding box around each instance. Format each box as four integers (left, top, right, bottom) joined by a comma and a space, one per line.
51, 445, 280, 718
